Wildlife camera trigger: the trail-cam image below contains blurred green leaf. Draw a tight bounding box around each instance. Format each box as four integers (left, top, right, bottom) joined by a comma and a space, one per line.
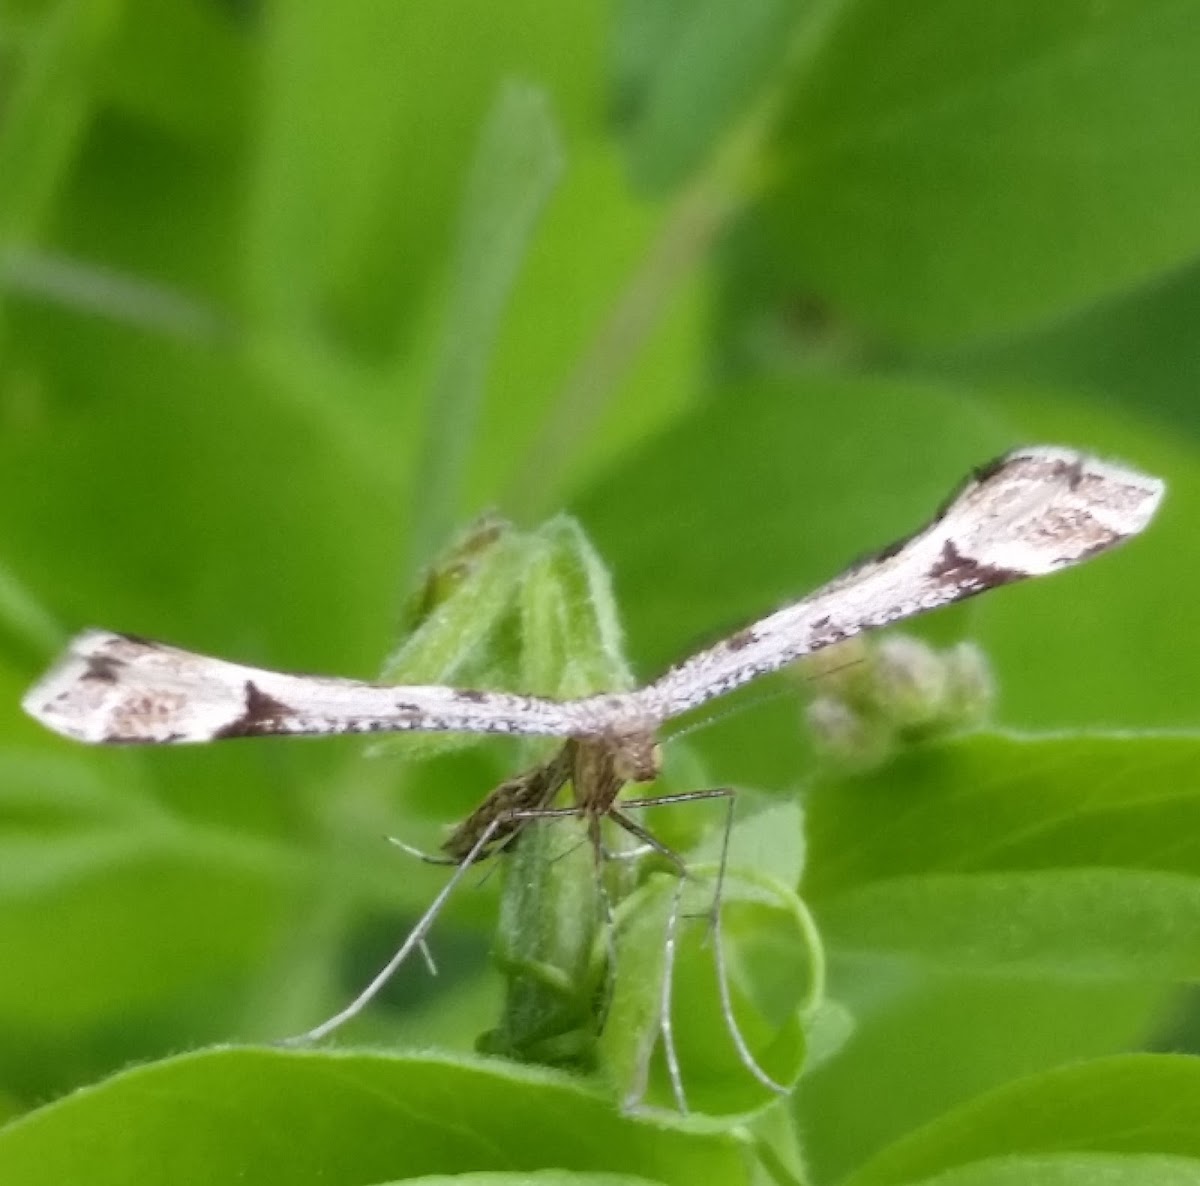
918, 263, 1200, 441
244, 0, 600, 351
0, 749, 300, 1031
409, 82, 564, 570
0, 0, 119, 247
490, 143, 711, 519
0, 824, 294, 1029
0, 559, 64, 668
761, 0, 1200, 342
386, 1177, 672, 1186
795, 729, 1200, 1176
101, 0, 250, 144
616, 0, 801, 192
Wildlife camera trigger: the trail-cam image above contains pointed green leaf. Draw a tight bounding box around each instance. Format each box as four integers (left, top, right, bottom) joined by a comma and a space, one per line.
807, 732, 1200, 978
0, 1049, 752, 1186
845, 1055, 1200, 1186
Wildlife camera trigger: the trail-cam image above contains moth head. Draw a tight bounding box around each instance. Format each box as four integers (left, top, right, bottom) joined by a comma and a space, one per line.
611, 732, 662, 784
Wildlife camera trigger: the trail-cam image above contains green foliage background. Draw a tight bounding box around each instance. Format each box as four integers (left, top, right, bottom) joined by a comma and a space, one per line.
3, 1, 1200, 1183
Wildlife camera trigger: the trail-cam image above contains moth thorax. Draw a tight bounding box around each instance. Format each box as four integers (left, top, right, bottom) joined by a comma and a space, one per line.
609, 731, 662, 784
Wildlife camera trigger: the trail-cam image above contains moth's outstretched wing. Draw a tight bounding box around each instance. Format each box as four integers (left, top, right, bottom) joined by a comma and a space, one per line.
23, 630, 584, 744
638, 446, 1164, 722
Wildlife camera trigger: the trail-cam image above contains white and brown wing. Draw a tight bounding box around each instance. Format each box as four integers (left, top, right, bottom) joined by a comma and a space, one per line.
23, 630, 586, 745
636, 447, 1164, 722
23, 447, 1164, 746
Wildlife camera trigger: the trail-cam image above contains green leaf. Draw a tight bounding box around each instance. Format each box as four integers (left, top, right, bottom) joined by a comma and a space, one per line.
244, 1, 595, 348
480, 138, 708, 518
822, 869, 1200, 979
617, 0, 801, 192
809, 730, 1200, 887
0, 1049, 752, 1186
796, 975, 1171, 1184
408, 82, 565, 570
764, 0, 1200, 342
383, 1176, 671, 1186
844, 1054, 1200, 1186
101, 0, 251, 144
0, 559, 64, 671
0, 0, 120, 248
806, 731, 1200, 976
375, 511, 625, 767
916, 264, 1200, 443
795, 731, 1200, 1177
898, 1153, 1200, 1186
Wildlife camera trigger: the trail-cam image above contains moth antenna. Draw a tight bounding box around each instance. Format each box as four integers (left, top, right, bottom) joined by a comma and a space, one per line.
662, 652, 868, 747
